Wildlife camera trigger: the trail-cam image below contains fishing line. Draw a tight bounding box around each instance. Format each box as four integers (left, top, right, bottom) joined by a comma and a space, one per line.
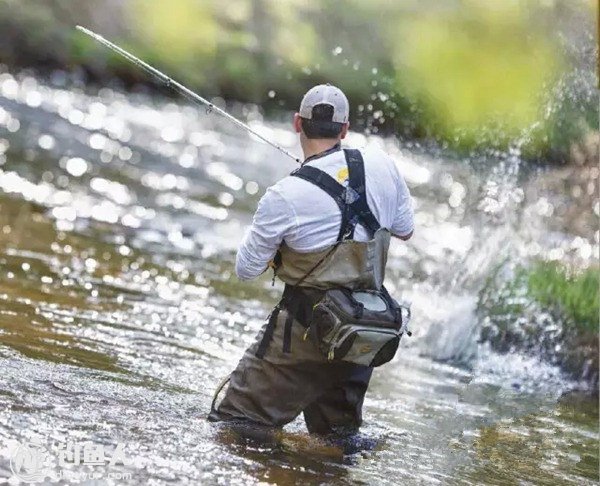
76, 26, 301, 164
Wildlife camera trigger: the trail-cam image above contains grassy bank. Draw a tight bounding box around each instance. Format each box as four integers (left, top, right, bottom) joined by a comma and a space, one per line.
478, 260, 599, 391
0, 0, 597, 161
527, 262, 599, 334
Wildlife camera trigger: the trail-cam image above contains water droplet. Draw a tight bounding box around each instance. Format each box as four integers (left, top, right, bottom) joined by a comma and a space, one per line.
25, 90, 42, 108
245, 181, 259, 195
218, 193, 234, 206
65, 157, 88, 177
118, 146, 133, 161
38, 134, 55, 150
89, 133, 107, 150
1, 77, 18, 98
7, 118, 20, 132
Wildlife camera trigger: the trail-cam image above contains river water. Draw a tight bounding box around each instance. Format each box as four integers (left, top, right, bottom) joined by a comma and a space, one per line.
0, 72, 597, 485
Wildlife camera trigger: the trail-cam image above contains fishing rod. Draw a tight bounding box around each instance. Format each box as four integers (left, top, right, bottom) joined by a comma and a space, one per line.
76, 26, 301, 164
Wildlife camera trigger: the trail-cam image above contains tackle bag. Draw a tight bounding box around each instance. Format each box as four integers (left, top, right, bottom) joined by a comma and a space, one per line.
305, 286, 411, 367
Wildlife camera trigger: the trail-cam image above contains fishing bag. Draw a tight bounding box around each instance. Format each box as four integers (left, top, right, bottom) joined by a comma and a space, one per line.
306, 287, 411, 367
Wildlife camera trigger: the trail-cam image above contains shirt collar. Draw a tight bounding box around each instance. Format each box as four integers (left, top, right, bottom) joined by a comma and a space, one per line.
302, 142, 341, 166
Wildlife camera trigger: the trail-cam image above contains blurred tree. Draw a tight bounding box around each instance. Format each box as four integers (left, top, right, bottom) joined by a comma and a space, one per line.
0, 0, 595, 160
394, 0, 562, 152
129, 0, 217, 86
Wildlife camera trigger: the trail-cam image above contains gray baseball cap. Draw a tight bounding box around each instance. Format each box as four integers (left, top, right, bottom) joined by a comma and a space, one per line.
299, 84, 349, 123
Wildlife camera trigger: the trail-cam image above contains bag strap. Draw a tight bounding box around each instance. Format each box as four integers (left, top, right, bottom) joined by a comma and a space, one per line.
291, 242, 340, 288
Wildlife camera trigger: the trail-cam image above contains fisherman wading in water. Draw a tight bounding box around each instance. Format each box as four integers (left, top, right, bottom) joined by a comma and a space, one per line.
209, 85, 414, 437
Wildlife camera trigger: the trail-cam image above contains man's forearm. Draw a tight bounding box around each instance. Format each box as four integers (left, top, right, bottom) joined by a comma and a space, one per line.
235, 188, 293, 280
235, 245, 269, 280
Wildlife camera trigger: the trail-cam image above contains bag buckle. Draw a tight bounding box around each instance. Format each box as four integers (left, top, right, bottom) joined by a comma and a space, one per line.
303, 327, 310, 341
399, 303, 412, 337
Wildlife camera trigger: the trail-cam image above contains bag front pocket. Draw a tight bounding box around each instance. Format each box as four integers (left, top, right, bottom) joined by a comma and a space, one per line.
328, 326, 401, 367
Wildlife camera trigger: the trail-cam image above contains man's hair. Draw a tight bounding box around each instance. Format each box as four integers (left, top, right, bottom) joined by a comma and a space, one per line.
300, 104, 344, 139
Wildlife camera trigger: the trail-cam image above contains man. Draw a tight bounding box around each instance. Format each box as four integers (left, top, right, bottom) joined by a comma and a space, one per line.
209, 84, 414, 436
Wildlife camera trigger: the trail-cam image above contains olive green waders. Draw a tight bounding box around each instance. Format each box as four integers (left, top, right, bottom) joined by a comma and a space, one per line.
209, 295, 373, 434
209, 149, 390, 435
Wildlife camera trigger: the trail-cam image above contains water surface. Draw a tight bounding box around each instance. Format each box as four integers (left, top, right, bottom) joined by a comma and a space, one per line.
0, 72, 597, 484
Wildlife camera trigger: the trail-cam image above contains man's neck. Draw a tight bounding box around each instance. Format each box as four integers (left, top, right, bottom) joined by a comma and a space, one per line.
301, 139, 340, 160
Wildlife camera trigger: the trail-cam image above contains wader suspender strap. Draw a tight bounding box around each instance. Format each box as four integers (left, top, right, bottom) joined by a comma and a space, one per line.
255, 305, 281, 359
291, 166, 351, 241
344, 149, 381, 236
282, 309, 294, 353
291, 149, 381, 239
255, 297, 295, 358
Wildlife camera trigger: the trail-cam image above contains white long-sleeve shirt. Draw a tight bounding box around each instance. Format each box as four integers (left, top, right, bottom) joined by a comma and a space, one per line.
236, 144, 414, 280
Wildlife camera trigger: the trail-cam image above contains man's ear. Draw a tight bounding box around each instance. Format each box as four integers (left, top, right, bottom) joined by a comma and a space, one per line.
293, 113, 302, 133
340, 122, 349, 139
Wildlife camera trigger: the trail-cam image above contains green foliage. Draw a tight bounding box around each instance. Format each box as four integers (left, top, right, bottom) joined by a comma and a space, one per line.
396, 2, 563, 153
129, 0, 217, 87
0, 0, 596, 159
526, 262, 599, 334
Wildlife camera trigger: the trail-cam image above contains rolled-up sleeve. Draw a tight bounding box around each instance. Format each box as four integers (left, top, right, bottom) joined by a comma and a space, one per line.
391, 171, 415, 237
235, 188, 296, 280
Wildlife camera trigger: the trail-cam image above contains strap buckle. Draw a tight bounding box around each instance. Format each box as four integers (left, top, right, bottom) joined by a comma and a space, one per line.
343, 186, 360, 204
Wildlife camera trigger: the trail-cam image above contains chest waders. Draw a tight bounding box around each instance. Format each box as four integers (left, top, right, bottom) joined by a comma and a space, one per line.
209, 148, 411, 434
